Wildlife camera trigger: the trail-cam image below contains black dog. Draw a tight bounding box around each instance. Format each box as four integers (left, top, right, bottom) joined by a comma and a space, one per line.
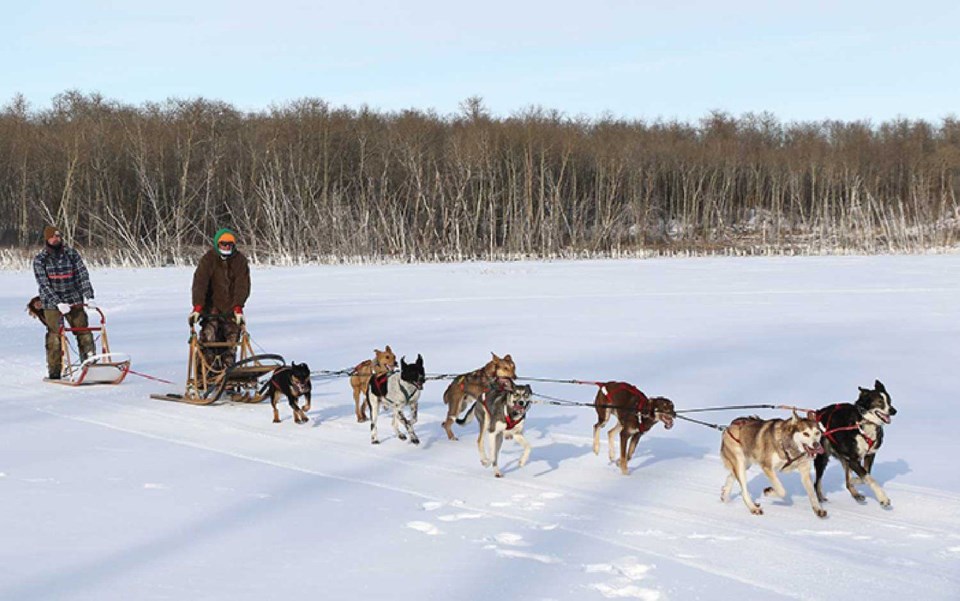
261, 362, 313, 424
814, 380, 896, 507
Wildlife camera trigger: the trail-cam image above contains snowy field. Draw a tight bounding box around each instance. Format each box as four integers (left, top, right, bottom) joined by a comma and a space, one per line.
1, 255, 959, 601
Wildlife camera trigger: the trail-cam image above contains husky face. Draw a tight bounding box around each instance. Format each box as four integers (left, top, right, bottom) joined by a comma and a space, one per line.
506, 384, 533, 420
856, 380, 896, 426
400, 354, 425, 390
790, 413, 825, 458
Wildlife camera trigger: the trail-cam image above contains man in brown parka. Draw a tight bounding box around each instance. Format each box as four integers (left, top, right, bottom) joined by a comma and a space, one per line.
189, 228, 250, 374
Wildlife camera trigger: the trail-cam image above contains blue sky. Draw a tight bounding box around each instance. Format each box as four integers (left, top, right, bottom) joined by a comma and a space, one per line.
2, 0, 957, 122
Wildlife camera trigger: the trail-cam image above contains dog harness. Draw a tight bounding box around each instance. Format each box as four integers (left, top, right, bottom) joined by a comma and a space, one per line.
598, 382, 654, 432
370, 372, 390, 398
723, 416, 760, 445
817, 404, 873, 450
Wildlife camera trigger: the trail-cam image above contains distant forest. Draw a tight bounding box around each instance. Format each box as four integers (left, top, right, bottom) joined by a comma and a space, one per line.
1, 91, 958, 265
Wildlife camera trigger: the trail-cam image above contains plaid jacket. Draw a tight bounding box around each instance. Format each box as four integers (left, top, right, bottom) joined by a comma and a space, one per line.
33, 246, 95, 309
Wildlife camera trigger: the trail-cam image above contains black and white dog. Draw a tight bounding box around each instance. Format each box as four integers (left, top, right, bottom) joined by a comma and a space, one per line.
814, 380, 897, 507
261, 362, 313, 425
369, 355, 425, 445
457, 383, 533, 477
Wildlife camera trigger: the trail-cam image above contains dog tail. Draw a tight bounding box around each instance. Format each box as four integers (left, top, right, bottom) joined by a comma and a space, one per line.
456, 401, 478, 426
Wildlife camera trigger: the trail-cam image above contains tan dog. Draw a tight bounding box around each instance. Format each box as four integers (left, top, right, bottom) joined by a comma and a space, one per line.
349, 346, 397, 422
591, 382, 675, 475
720, 412, 827, 517
442, 352, 516, 441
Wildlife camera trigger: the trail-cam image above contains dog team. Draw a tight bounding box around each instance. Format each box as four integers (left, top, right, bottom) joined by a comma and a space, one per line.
278, 340, 898, 519
29, 225, 898, 517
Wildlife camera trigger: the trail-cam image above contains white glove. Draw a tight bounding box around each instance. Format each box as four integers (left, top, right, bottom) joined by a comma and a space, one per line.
56, 303, 71, 315
85, 299, 97, 310
188, 311, 200, 326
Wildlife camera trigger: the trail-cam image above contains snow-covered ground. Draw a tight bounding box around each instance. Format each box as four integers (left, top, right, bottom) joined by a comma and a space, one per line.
2, 256, 959, 600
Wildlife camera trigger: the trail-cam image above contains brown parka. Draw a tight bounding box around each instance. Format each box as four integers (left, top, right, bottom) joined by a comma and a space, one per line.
191, 249, 251, 315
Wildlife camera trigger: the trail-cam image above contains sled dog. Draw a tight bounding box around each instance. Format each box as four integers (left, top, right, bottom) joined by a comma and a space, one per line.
720, 411, 826, 517
370, 355, 425, 445
262, 362, 313, 424
814, 380, 896, 507
349, 346, 397, 422
591, 381, 675, 475
457, 384, 533, 477
442, 352, 516, 441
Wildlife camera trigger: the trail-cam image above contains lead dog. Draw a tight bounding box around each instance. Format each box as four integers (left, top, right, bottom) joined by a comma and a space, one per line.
457, 384, 533, 477
720, 411, 826, 517
369, 355, 425, 445
814, 380, 896, 508
349, 346, 397, 422
591, 381, 675, 475
261, 362, 313, 425
442, 352, 516, 441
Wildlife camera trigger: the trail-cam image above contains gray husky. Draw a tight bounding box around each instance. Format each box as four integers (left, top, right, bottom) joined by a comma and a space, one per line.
720, 411, 827, 517
457, 384, 533, 477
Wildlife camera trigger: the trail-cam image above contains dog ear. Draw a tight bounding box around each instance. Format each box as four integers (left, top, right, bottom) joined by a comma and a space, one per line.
374, 348, 382, 356
385, 345, 393, 353
416, 354, 423, 365
874, 380, 886, 393
790, 410, 800, 423
503, 354, 513, 362
400, 355, 407, 367
491, 352, 500, 362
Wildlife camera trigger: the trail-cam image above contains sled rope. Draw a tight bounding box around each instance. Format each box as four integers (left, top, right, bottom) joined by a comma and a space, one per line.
127, 369, 175, 385
674, 414, 728, 431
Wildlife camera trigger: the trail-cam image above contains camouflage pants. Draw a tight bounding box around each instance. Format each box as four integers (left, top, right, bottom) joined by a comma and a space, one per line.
43, 307, 95, 376
199, 317, 240, 375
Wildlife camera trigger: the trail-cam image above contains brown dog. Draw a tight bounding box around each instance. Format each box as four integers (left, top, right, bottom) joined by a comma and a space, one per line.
442, 352, 517, 441
591, 381, 675, 475
349, 346, 397, 422
26, 296, 44, 322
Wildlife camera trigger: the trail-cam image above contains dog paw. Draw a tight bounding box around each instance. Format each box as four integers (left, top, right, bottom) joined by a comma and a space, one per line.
763, 486, 775, 497
398, 433, 407, 441
494, 470, 503, 478
853, 493, 866, 503
272, 419, 281, 424
371, 439, 380, 445
410, 437, 420, 445
750, 505, 764, 516
880, 498, 892, 509
481, 459, 491, 467
814, 508, 828, 518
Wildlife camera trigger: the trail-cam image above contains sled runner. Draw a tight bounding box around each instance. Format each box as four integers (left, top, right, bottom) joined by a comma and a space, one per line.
45, 305, 132, 386
150, 320, 284, 405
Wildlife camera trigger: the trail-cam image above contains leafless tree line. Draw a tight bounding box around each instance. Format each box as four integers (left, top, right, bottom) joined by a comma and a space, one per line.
1, 91, 958, 266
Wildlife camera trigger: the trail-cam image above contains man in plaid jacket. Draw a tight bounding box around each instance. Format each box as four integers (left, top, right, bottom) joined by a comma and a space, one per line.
33, 225, 97, 379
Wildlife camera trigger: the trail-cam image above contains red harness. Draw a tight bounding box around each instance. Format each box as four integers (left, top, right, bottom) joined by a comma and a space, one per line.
370, 372, 390, 397
599, 382, 652, 432
817, 404, 872, 450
